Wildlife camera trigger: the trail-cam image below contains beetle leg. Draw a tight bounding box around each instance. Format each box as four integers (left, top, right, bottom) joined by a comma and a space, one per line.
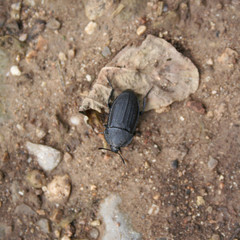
106, 77, 114, 109
140, 87, 153, 115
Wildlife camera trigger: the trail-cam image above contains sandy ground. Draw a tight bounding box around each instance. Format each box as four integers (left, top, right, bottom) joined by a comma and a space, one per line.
0, 0, 240, 239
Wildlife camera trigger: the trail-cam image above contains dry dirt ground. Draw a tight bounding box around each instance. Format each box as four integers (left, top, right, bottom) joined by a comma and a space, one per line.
0, 0, 240, 240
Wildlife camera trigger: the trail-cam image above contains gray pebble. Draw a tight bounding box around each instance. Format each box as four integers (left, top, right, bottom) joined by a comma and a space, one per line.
47, 18, 61, 30
88, 227, 99, 239
102, 46, 111, 57
171, 159, 179, 169
14, 203, 37, 217
37, 218, 50, 234
208, 156, 218, 170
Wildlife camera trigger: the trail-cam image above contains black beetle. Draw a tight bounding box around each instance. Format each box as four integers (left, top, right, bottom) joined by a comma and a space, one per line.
99, 79, 152, 164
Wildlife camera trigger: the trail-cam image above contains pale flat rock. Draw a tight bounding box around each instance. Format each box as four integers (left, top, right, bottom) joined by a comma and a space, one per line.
80, 35, 199, 113
100, 194, 142, 240
26, 141, 62, 172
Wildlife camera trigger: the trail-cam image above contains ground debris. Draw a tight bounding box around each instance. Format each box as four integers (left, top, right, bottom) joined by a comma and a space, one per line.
80, 35, 199, 114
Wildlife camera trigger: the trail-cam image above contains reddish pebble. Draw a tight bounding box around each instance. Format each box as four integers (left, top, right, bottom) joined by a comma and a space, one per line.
187, 101, 206, 114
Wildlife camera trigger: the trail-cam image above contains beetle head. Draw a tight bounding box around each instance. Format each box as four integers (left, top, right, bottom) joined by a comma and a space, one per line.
110, 145, 120, 153
98, 147, 126, 164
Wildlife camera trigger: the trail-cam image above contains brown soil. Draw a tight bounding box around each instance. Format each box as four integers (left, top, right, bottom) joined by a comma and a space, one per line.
0, 0, 240, 239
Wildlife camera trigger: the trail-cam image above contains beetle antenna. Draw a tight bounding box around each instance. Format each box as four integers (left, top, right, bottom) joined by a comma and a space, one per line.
118, 151, 126, 165
98, 148, 126, 165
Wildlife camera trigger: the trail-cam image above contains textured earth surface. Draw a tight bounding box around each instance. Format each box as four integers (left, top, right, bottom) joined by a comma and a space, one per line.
0, 0, 240, 240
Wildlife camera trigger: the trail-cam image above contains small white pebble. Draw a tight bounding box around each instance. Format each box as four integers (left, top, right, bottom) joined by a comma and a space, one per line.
85, 21, 97, 35
136, 25, 147, 36
27, 157, 32, 163
18, 191, 24, 196
148, 204, 159, 215
70, 115, 81, 126
68, 49, 75, 59
58, 52, 67, 62
11, 2, 21, 10
212, 90, 217, 94
86, 74, 92, 82
10, 65, 21, 76
19, 33, 28, 42
206, 58, 213, 65
180, 116, 185, 121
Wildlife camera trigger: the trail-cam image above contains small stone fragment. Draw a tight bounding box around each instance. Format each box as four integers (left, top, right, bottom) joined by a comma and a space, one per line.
171, 159, 179, 169
14, 203, 37, 217
144, 161, 150, 169
153, 193, 160, 200
90, 219, 101, 226
36, 218, 50, 234
59, 52, 67, 62
54, 229, 61, 238
36, 128, 47, 139
26, 169, 46, 188
102, 46, 111, 57
19, 33, 28, 42
148, 204, 159, 215
45, 175, 71, 203
90, 185, 97, 191
136, 25, 147, 36
68, 49, 75, 59
88, 228, 99, 239
26, 141, 62, 172
208, 156, 218, 170
84, 21, 97, 35
112, 3, 125, 17
196, 196, 205, 206
10, 65, 21, 76
47, 18, 61, 30
210, 234, 220, 240
206, 58, 213, 65
186, 101, 206, 114
86, 74, 92, 82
